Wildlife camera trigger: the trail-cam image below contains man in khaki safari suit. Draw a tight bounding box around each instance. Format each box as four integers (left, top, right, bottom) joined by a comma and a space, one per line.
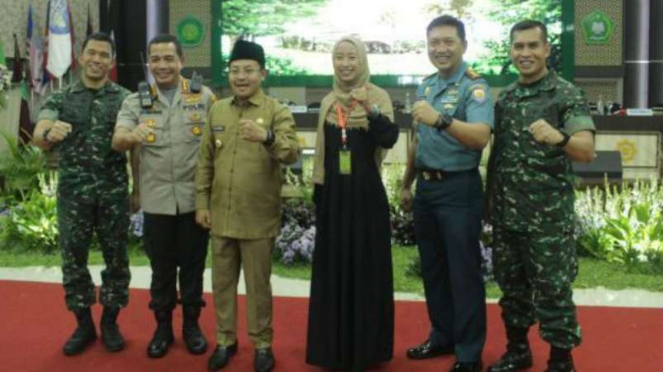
195, 40, 299, 372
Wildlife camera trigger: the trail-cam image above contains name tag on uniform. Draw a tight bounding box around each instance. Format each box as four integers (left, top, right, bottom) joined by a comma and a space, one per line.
184, 103, 206, 111
339, 149, 352, 175
140, 109, 162, 114
212, 126, 225, 132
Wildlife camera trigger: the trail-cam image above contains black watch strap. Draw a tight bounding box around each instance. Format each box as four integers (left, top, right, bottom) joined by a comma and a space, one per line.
263, 130, 276, 146
434, 113, 453, 130
556, 130, 571, 148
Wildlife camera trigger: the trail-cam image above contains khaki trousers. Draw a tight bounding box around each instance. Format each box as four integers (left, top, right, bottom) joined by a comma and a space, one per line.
211, 236, 274, 349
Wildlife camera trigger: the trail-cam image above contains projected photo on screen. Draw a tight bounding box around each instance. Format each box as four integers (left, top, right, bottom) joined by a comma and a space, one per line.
214, 0, 569, 86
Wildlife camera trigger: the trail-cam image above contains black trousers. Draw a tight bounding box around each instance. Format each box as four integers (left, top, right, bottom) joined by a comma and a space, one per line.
143, 211, 209, 312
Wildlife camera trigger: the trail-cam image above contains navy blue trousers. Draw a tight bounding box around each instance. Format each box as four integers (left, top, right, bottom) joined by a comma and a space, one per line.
413, 169, 486, 363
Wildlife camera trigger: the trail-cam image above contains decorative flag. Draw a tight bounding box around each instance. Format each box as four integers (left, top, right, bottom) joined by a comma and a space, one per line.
45, 0, 72, 78
67, 0, 76, 71
109, 30, 117, 82
41, 0, 52, 92
27, 2, 45, 91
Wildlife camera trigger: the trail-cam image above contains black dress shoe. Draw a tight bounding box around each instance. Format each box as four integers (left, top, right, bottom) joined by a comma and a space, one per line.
254, 348, 275, 372
450, 361, 483, 372
208, 343, 238, 371
487, 348, 533, 372
544, 358, 575, 372
406, 339, 454, 359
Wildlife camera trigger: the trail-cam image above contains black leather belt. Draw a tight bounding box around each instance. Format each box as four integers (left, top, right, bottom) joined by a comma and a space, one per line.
417, 168, 475, 181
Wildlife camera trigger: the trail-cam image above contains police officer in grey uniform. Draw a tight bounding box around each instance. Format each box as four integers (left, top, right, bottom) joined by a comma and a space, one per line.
112, 34, 216, 358
400, 15, 494, 372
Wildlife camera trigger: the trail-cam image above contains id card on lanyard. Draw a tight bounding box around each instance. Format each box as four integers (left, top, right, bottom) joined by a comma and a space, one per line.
336, 102, 356, 175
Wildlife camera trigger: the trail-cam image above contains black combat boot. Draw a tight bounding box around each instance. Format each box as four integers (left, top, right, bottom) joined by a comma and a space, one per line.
63, 307, 97, 356
182, 306, 208, 355
487, 327, 533, 372
147, 310, 174, 358
100, 306, 125, 352
544, 346, 576, 372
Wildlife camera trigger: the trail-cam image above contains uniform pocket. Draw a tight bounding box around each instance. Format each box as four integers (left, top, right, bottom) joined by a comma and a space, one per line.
139, 115, 165, 147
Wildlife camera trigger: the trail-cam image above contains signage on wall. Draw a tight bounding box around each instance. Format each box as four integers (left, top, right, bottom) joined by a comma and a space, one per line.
581, 11, 615, 45
176, 16, 205, 47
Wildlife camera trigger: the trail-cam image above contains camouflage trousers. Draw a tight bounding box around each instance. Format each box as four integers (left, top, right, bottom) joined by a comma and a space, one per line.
492, 226, 581, 349
57, 194, 131, 311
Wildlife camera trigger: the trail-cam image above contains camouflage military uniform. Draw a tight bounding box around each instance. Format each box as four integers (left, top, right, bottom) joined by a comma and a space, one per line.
487, 70, 595, 349
38, 79, 132, 311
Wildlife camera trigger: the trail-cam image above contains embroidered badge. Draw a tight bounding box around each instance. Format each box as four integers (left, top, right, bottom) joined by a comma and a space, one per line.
472, 88, 487, 103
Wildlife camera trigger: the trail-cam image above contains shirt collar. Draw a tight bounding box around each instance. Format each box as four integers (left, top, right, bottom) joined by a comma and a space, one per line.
437, 62, 467, 87
513, 69, 558, 98
231, 88, 265, 107
70, 78, 116, 94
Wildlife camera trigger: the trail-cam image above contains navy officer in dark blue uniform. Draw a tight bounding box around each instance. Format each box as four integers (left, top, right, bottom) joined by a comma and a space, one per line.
400, 15, 494, 372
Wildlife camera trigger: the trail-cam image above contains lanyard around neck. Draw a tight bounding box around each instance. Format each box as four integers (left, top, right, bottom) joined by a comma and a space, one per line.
335, 101, 357, 146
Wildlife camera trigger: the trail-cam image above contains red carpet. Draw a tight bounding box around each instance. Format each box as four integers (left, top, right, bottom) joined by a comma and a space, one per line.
0, 280, 660, 372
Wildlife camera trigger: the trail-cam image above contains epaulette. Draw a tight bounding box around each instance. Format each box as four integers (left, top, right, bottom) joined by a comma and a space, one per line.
465, 68, 481, 80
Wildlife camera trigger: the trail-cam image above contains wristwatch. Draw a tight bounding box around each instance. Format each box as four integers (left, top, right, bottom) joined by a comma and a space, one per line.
434, 113, 453, 130
263, 130, 276, 146
555, 130, 571, 148
42, 128, 52, 143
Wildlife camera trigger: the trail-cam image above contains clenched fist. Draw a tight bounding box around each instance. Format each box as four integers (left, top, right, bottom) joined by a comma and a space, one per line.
412, 101, 440, 127
239, 119, 268, 142
131, 122, 153, 143
528, 119, 564, 146
46, 121, 73, 143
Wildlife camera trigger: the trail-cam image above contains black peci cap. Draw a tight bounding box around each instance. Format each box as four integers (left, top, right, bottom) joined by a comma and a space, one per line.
229, 39, 265, 68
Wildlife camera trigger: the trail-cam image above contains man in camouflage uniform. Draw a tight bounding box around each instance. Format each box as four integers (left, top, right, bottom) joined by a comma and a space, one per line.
113, 34, 216, 359
486, 21, 595, 372
33, 33, 132, 356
